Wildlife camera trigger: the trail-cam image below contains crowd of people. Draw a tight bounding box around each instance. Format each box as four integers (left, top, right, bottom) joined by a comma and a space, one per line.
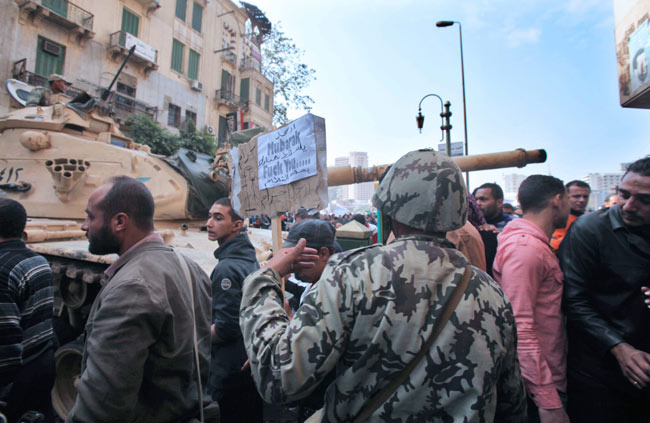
249, 209, 379, 232
0, 150, 649, 423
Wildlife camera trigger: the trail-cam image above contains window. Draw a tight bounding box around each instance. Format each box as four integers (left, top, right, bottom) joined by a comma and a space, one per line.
240, 78, 249, 101
121, 8, 139, 37
243, 122, 249, 130
116, 82, 136, 98
115, 82, 136, 113
42, 0, 67, 18
188, 49, 199, 80
264, 93, 270, 111
185, 110, 197, 125
168, 103, 181, 128
171, 39, 184, 73
255, 86, 261, 106
192, 2, 203, 33
35, 36, 65, 77
175, 0, 186, 21
221, 69, 234, 97
218, 115, 228, 145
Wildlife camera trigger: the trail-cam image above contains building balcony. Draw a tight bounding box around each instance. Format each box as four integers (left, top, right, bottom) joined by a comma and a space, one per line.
12, 60, 48, 87
108, 31, 159, 75
110, 92, 158, 124
240, 56, 262, 74
215, 89, 247, 110
134, 0, 160, 15
221, 51, 237, 66
15, 0, 94, 42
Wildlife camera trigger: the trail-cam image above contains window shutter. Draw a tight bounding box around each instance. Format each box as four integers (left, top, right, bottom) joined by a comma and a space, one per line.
121, 8, 139, 37
176, 0, 187, 21
188, 49, 199, 80
192, 3, 203, 32
171, 39, 184, 73
240, 78, 249, 101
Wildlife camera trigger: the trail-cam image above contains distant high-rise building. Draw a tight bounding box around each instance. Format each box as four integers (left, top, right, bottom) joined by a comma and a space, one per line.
334, 156, 350, 200
349, 152, 374, 202
503, 174, 527, 196
582, 171, 623, 210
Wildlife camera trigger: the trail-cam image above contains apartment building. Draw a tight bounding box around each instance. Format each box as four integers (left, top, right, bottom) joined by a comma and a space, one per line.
0, 0, 274, 144
583, 171, 624, 210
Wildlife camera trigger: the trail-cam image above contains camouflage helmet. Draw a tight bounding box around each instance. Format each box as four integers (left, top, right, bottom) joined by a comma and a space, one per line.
372, 149, 467, 232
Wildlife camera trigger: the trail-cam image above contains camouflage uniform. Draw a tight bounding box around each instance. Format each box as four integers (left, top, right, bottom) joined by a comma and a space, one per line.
240, 149, 527, 422
26, 87, 52, 107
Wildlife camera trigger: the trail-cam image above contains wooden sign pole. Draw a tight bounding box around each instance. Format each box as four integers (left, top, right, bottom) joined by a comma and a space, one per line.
270, 214, 286, 298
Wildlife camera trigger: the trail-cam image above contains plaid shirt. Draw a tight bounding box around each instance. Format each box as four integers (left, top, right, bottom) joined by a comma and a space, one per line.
0, 240, 54, 389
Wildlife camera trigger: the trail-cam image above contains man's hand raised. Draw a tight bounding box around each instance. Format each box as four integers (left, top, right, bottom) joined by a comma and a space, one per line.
263, 238, 318, 278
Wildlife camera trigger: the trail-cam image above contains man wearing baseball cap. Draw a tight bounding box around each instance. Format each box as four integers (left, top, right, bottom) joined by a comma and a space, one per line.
283, 219, 336, 290
26, 74, 72, 107
281, 218, 337, 421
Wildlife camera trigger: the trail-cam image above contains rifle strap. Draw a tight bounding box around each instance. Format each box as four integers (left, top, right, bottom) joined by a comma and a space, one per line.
352, 264, 472, 423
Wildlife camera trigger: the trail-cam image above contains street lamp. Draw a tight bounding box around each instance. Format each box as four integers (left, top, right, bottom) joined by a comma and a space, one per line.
416, 94, 452, 156
436, 20, 469, 187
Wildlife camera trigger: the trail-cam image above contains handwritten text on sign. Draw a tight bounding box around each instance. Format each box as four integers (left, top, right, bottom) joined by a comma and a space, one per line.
257, 114, 317, 190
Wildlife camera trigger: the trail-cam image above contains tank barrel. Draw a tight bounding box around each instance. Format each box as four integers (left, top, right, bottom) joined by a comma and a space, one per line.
101, 45, 136, 101
327, 148, 547, 187
22, 230, 87, 243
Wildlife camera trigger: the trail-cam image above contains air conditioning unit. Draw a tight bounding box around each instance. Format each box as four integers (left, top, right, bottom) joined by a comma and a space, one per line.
205, 125, 215, 134
42, 40, 62, 56
190, 80, 203, 91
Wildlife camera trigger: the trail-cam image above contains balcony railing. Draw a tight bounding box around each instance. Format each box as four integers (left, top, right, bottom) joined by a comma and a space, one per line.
110, 92, 158, 123
215, 89, 248, 109
240, 57, 262, 73
16, 0, 94, 31
109, 30, 158, 67
221, 51, 237, 65
12, 60, 48, 87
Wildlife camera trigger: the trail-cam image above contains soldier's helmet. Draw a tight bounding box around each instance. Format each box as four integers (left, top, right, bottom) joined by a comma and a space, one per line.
372, 149, 467, 232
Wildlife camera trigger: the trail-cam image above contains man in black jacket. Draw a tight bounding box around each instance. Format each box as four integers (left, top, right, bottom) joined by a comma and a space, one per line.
560, 156, 650, 423
206, 198, 262, 421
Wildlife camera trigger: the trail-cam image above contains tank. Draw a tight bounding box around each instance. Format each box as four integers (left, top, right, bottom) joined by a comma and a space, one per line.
0, 82, 547, 418
0, 97, 275, 419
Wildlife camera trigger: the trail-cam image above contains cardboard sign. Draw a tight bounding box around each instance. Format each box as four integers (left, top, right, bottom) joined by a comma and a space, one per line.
257, 114, 318, 190
231, 114, 327, 218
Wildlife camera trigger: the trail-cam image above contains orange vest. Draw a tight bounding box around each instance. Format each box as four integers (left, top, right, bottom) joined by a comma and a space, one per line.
550, 213, 579, 252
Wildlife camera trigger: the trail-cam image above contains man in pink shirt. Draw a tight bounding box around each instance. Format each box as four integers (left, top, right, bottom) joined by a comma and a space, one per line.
493, 175, 571, 423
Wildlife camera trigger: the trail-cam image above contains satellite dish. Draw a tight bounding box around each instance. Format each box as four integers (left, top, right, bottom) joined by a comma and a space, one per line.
5, 78, 35, 106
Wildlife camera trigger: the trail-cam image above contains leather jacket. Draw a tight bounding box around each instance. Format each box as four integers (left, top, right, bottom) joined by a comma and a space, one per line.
560, 205, 650, 389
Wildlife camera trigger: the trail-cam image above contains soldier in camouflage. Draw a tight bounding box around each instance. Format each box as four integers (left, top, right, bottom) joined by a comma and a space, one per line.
26, 74, 71, 107
240, 149, 527, 422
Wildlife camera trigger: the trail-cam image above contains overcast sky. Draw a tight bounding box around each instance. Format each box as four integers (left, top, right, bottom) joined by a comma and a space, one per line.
252, 0, 650, 192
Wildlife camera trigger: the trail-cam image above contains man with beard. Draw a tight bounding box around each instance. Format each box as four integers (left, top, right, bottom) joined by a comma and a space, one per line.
205, 198, 262, 422
560, 157, 650, 423
493, 175, 571, 423
67, 176, 213, 423
550, 180, 591, 252
473, 182, 515, 231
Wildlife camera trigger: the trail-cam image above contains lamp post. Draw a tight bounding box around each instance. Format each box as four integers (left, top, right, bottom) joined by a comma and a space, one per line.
436, 20, 469, 187
416, 93, 451, 155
